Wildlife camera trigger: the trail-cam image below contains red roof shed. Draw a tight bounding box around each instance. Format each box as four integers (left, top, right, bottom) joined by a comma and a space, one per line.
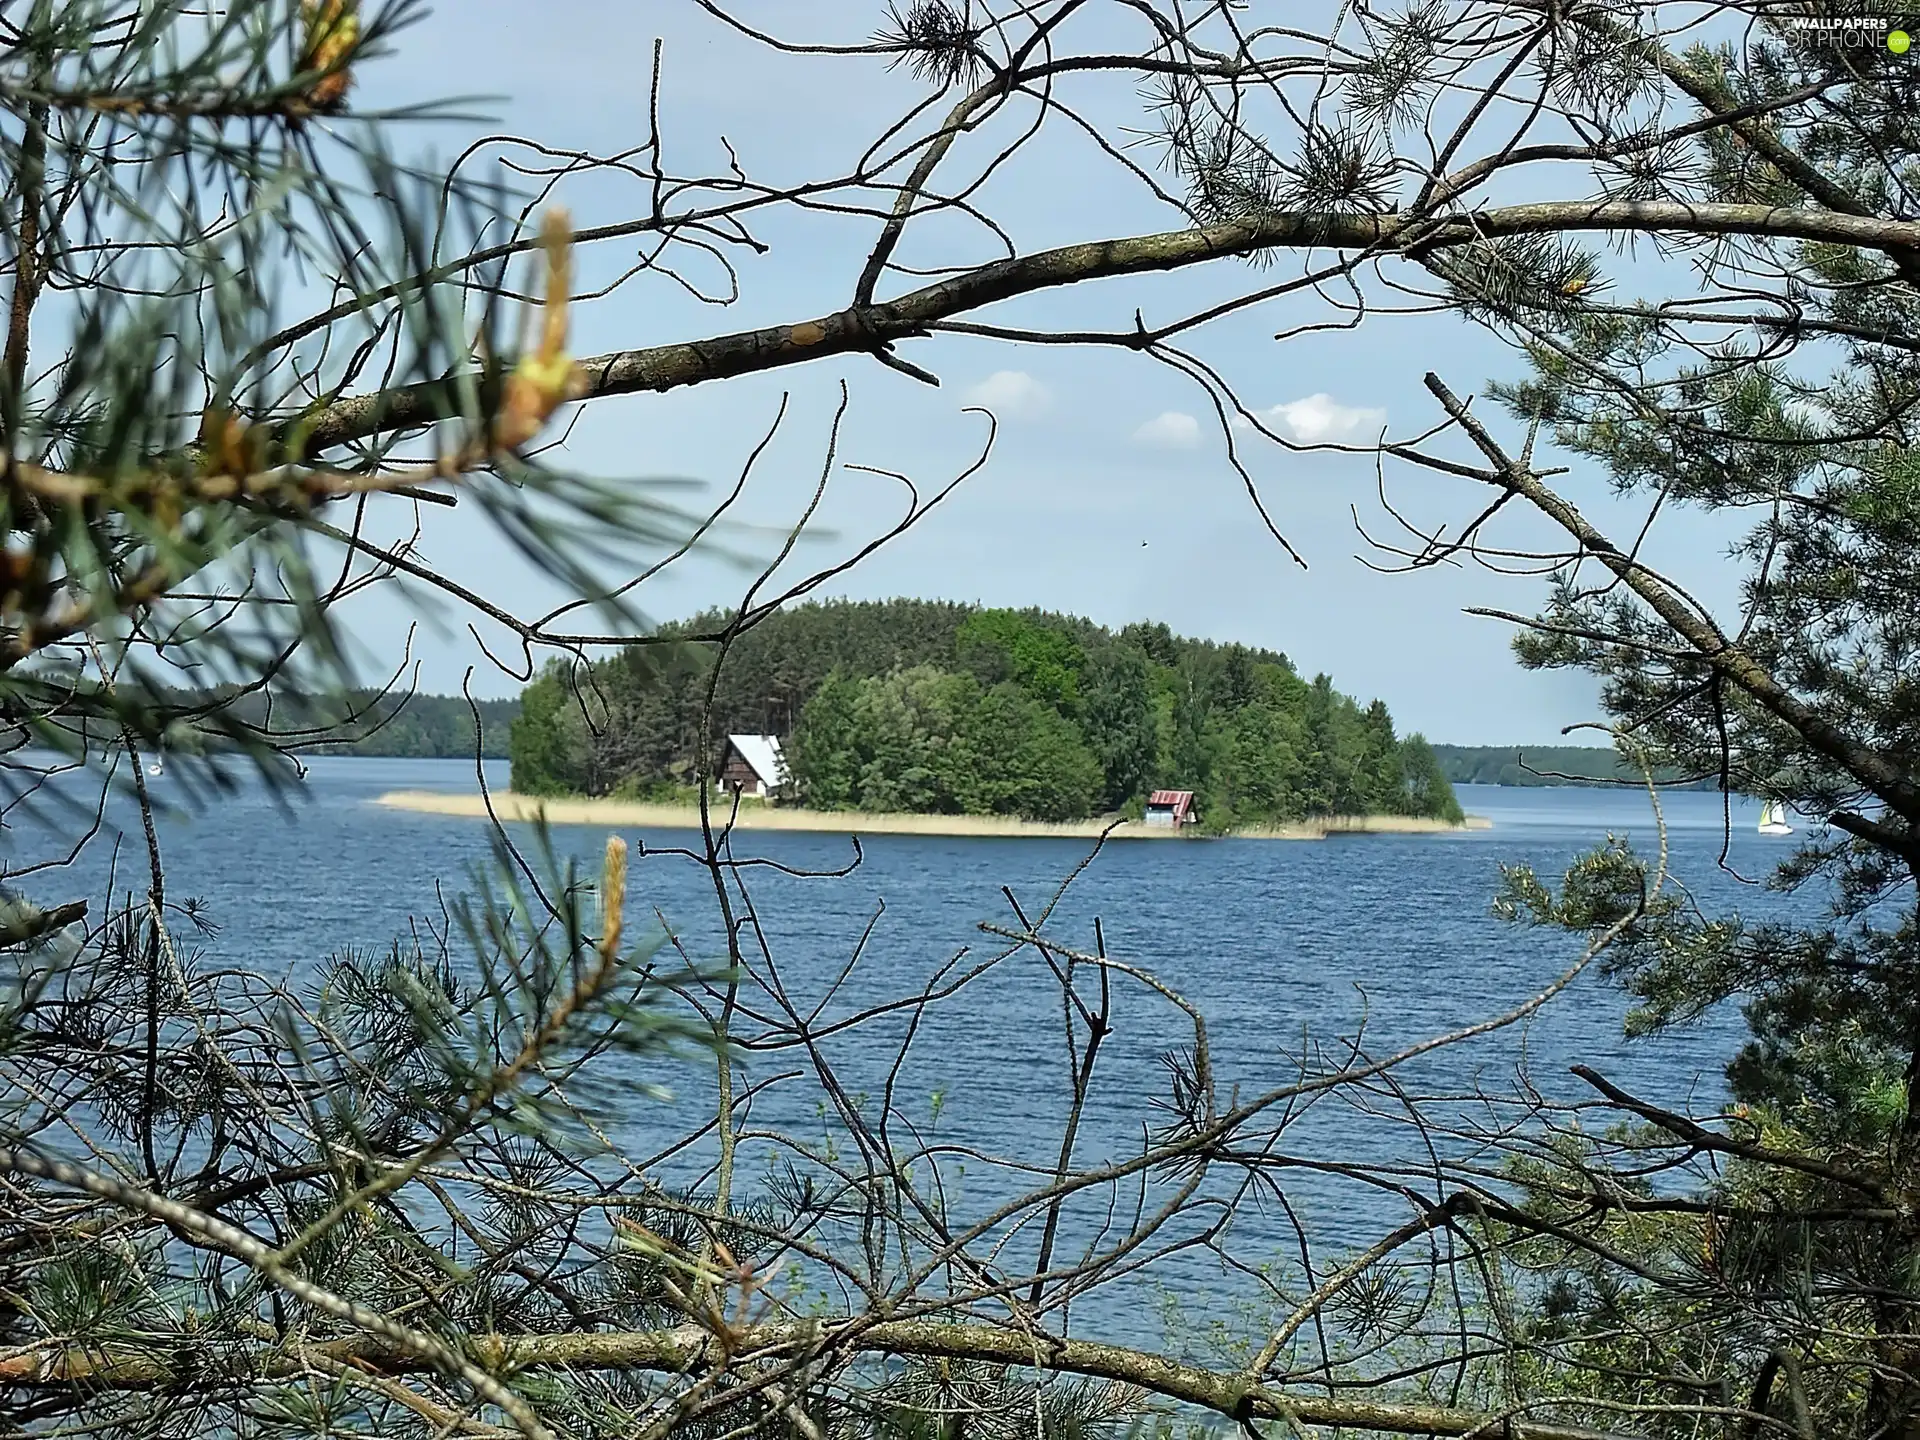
1144, 789, 1196, 827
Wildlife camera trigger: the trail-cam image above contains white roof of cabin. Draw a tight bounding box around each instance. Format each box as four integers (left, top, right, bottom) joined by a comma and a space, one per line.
726, 734, 789, 787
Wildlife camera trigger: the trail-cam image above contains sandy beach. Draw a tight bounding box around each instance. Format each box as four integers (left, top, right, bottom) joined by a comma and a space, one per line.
374, 790, 1492, 840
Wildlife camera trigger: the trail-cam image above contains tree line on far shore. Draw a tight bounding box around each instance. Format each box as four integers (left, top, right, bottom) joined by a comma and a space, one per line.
507, 599, 1463, 826
307, 692, 518, 758
1431, 744, 1720, 789
116, 689, 519, 760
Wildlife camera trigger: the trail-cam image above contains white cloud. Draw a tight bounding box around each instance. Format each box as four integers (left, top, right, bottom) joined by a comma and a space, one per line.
962, 370, 1052, 420
1131, 410, 1202, 449
1238, 393, 1387, 444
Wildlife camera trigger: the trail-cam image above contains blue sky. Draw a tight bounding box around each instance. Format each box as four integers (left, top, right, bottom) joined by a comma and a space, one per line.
326, 1, 1749, 744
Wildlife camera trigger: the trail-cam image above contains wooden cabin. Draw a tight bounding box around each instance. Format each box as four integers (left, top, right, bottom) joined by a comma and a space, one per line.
1144, 789, 1197, 829
718, 734, 790, 799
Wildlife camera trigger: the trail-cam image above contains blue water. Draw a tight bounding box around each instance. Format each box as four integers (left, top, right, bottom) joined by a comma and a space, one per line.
3, 759, 1826, 1344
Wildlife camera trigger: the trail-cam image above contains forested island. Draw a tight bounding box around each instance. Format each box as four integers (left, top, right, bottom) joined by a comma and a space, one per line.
507, 600, 1463, 828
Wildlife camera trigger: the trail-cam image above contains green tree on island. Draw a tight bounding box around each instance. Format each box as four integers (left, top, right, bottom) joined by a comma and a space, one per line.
1080, 644, 1159, 811
956, 608, 1086, 714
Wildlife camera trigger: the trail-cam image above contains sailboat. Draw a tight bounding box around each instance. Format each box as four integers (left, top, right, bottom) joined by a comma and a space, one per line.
1758, 800, 1794, 836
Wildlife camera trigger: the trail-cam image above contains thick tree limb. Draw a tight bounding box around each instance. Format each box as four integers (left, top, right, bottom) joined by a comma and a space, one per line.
288, 200, 1920, 457
3, 1316, 1644, 1440
0, 898, 85, 947
1827, 810, 1920, 866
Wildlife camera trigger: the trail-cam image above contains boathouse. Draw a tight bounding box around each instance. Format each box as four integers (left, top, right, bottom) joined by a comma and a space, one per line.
1144, 789, 1197, 829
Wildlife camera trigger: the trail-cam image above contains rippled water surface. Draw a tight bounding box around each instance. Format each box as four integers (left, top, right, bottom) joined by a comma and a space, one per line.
6, 759, 1828, 1339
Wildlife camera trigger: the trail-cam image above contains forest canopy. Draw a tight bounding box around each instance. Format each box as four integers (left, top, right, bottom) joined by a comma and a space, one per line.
509, 600, 1462, 827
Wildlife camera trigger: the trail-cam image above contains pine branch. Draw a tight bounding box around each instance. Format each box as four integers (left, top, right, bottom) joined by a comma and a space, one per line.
0, 1144, 558, 1440
287, 200, 1920, 457
2, 1315, 1647, 1440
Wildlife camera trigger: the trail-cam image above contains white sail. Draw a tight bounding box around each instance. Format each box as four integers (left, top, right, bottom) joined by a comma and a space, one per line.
1758, 800, 1793, 836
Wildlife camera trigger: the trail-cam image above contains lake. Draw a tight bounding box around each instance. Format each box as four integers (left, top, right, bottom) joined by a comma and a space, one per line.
3, 758, 1826, 1343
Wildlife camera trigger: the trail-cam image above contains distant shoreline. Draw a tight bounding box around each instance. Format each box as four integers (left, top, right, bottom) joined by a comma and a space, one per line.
374, 790, 1492, 840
